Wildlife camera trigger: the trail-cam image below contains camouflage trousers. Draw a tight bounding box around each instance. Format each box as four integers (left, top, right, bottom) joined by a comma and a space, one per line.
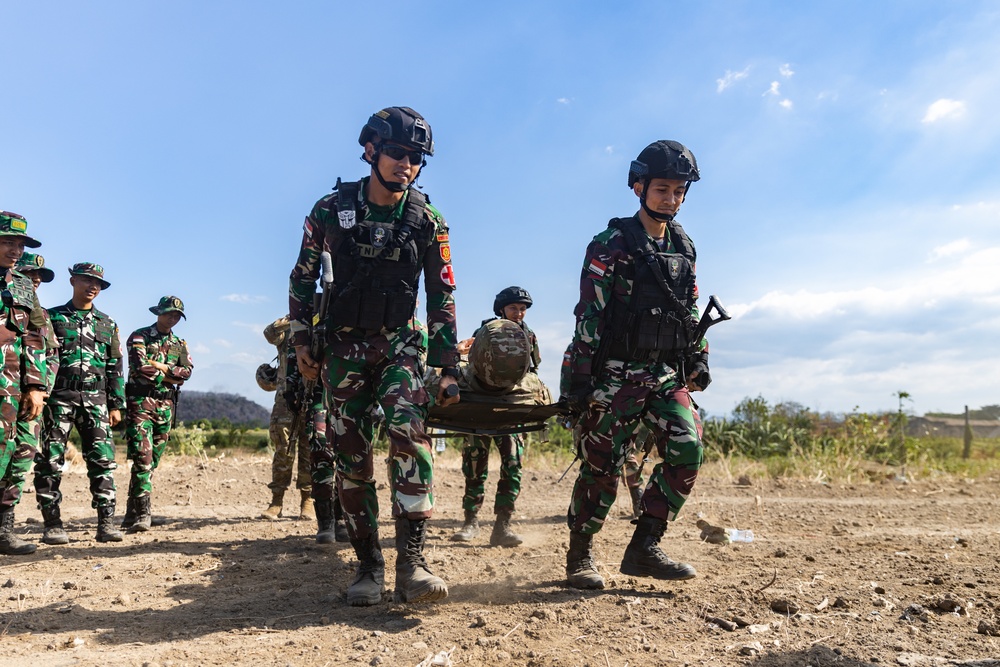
461, 434, 524, 514
325, 347, 434, 541
268, 394, 320, 494
0, 414, 42, 511
568, 379, 703, 535
124, 396, 174, 499
34, 400, 118, 510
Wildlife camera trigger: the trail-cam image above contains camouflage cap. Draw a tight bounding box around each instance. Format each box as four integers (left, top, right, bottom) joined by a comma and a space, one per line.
150, 295, 186, 319
468, 319, 531, 391
68, 262, 111, 289
0, 210, 42, 248
15, 251, 55, 283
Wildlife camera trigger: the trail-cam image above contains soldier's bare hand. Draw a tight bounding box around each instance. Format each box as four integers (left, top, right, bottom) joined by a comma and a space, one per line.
109, 409, 122, 427
295, 345, 320, 381
456, 338, 474, 356
19, 389, 46, 420
438, 375, 460, 407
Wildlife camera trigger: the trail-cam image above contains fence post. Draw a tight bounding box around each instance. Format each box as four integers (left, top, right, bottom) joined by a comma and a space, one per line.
963, 405, 973, 459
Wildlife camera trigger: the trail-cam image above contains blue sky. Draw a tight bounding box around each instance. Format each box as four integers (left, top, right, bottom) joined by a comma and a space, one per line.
3, 1, 999, 418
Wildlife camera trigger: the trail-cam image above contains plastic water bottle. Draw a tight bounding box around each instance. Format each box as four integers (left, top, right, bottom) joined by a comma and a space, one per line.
726, 528, 754, 543
434, 438, 446, 453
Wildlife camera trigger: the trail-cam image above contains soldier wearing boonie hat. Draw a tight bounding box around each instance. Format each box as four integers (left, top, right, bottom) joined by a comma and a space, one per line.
15, 252, 55, 286
0, 211, 49, 556
34, 261, 126, 544
119, 296, 193, 532
0, 210, 42, 248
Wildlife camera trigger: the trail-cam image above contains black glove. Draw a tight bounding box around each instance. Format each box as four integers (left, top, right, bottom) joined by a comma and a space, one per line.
283, 374, 303, 412
686, 352, 711, 391
560, 374, 595, 415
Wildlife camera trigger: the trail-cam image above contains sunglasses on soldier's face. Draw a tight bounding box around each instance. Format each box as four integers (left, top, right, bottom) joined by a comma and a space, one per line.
380, 144, 424, 164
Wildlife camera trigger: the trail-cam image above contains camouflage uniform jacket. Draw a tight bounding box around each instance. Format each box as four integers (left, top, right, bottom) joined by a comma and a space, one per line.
568, 214, 704, 387
0, 268, 48, 399
47, 302, 126, 409
126, 324, 193, 398
289, 177, 459, 368
474, 318, 541, 371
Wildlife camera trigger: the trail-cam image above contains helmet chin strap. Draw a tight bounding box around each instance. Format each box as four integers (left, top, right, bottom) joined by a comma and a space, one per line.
639, 179, 694, 222
371, 150, 409, 193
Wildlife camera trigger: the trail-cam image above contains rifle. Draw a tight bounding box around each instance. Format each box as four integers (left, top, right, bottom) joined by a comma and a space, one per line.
285, 251, 335, 456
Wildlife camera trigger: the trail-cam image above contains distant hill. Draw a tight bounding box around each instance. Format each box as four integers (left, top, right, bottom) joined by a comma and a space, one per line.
176, 391, 270, 427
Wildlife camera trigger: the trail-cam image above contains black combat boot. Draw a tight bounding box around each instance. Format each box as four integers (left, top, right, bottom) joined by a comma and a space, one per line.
394, 518, 448, 603
347, 531, 385, 606
566, 530, 605, 589
315, 497, 335, 545
95, 504, 124, 543
489, 508, 523, 547
620, 515, 696, 580
0, 507, 37, 555
41, 504, 69, 545
119, 495, 138, 530
628, 485, 643, 519
127, 496, 152, 533
450, 510, 479, 542
333, 496, 349, 543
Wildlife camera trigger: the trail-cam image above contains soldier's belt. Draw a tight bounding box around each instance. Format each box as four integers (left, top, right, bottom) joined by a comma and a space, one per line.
54, 375, 106, 392
126, 383, 176, 400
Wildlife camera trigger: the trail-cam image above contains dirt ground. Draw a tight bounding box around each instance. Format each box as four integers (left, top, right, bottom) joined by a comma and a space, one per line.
2, 449, 999, 667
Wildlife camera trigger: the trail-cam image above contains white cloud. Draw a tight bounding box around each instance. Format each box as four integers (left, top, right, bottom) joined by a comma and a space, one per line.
556, 97, 571, 105
921, 98, 966, 123
605, 146, 614, 154
779, 63, 794, 78
213, 338, 233, 348
764, 81, 780, 96
779, 99, 793, 109
716, 67, 750, 93
191, 342, 211, 355
231, 321, 266, 334
928, 238, 971, 261
231, 352, 260, 364
221, 294, 268, 304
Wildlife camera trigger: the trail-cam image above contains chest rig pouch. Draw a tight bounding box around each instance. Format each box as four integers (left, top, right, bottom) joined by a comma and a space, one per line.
606, 217, 698, 363
327, 179, 432, 333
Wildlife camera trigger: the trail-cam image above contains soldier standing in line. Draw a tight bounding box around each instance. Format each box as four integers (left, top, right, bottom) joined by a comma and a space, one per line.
290, 106, 460, 606
561, 140, 712, 589
451, 286, 540, 548
0, 214, 49, 556
259, 316, 317, 522
33, 263, 127, 544
119, 296, 193, 533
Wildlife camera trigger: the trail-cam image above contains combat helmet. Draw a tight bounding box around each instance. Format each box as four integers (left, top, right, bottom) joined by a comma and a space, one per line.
359, 106, 434, 156
468, 319, 531, 391
628, 140, 700, 221
492, 286, 533, 317
256, 363, 279, 392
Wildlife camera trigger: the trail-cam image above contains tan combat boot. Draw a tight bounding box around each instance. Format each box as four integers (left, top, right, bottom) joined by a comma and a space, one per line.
261, 490, 283, 520
299, 490, 315, 521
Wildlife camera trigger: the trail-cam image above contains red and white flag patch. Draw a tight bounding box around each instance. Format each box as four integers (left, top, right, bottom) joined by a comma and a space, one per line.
587, 258, 607, 277
439, 264, 456, 287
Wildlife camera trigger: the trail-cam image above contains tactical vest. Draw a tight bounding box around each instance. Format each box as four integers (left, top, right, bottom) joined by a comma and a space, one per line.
326, 179, 433, 332
605, 216, 698, 363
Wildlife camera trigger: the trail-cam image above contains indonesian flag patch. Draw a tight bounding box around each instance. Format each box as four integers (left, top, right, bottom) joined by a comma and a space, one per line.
439, 264, 456, 287
587, 258, 607, 277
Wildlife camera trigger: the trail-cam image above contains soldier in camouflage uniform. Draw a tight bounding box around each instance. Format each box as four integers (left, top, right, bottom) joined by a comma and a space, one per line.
0, 214, 49, 556
290, 106, 460, 606
561, 141, 712, 589
451, 287, 540, 548
34, 263, 127, 544
120, 296, 193, 533
260, 316, 317, 523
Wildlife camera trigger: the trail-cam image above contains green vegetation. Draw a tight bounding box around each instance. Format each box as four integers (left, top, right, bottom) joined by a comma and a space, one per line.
158, 395, 1000, 482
